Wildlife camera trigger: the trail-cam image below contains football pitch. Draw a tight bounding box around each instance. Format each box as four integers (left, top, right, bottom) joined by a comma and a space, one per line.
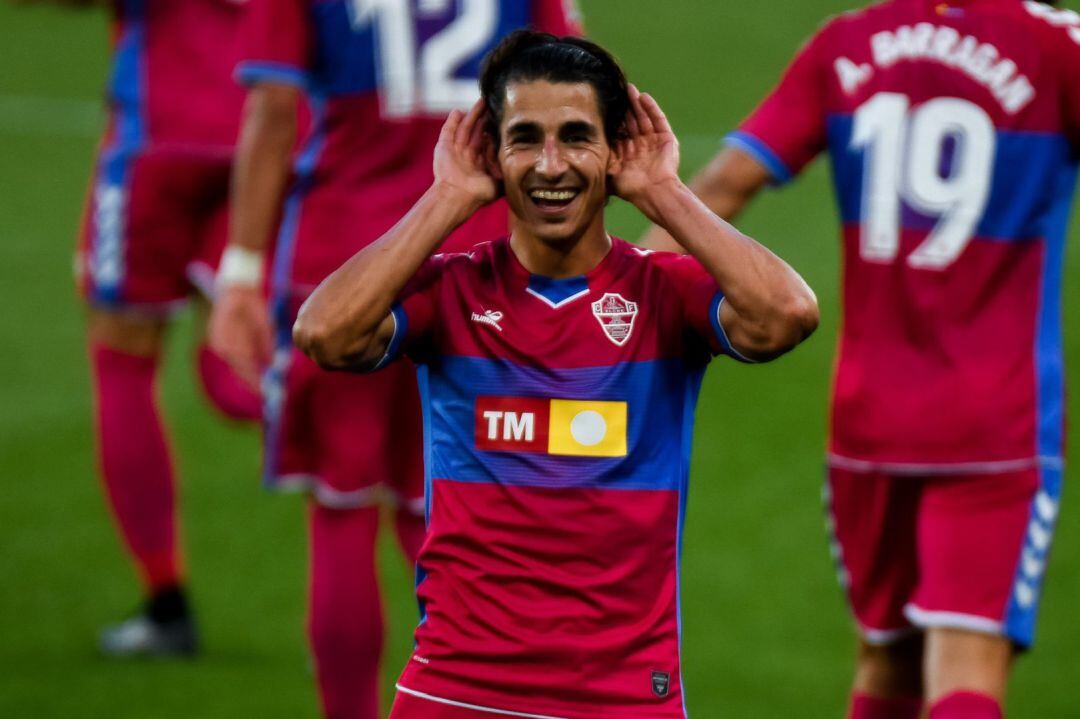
1, 2, 1077, 717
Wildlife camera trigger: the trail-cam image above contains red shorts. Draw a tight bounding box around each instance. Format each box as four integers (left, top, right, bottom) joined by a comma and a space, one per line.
77, 147, 231, 311
825, 464, 1061, 648
390, 687, 528, 719
263, 345, 424, 512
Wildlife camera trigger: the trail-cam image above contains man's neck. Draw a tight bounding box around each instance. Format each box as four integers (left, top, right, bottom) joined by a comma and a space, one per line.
509, 217, 612, 279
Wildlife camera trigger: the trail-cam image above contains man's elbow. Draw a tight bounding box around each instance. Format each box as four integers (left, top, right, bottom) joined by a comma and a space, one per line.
740, 292, 819, 360
292, 313, 365, 371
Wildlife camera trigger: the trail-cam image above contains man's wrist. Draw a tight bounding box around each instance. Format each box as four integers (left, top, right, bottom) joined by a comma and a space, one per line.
631, 177, 687, 225
430, 181, 487, 224
216, 245, 265, 291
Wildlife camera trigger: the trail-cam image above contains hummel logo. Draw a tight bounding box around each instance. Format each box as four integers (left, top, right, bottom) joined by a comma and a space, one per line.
471, 309, 504, 332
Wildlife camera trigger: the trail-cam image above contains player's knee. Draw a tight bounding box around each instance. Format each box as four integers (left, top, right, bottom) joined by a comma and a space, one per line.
88, 308, 166, 357
854, 635, 923, 697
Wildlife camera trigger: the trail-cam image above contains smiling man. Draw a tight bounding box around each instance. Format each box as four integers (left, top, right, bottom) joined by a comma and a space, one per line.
294, 31, 818, 719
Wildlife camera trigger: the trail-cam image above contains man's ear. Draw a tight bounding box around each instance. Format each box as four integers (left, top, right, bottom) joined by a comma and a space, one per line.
607, 143, 623, 176
485, 139, 504, 181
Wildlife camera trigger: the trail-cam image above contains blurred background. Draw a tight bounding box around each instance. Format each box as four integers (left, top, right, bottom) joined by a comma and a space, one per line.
0, 1, 1076, 716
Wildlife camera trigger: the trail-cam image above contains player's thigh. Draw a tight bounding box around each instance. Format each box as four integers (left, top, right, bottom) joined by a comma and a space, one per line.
910, 469, 1041, 641
309, 359, 424, 502
826, 467, 922, 640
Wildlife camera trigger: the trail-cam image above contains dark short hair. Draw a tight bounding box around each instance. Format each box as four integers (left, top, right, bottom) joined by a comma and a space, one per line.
479, 30, 630, 144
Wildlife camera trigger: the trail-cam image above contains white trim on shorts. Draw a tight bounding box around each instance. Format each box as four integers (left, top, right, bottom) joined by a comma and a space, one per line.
903, 604, 1003, 637
274, 474, 384, 510
395, 685, 571, 719
858, 624, 919, 646
826, 453, 1053, 476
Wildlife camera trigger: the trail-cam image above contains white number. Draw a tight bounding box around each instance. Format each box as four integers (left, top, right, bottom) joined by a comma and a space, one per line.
851, 93, 995, 270
349, 0, 498, 118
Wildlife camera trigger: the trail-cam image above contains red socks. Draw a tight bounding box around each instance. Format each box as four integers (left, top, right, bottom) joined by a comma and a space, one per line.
91, 344, 182, 591
195, 344, 262, 422
849, 693, 922, 719
929, 692, 1003, 719
309, 504, 383, 719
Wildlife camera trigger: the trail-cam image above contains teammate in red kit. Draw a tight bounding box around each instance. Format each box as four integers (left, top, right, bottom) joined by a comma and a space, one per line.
35, 0, 261, 656
208, 3, 580, 717
293, 31, 818, 718
643, 1, 1080, 717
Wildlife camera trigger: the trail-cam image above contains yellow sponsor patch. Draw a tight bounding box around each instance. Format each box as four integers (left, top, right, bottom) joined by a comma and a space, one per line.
547, 399, 627, 457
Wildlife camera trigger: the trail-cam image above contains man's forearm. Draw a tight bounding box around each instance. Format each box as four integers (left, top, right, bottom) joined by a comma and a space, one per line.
641, 180, 817, 359
640, 147, 769, 253
293, 183, 480, 367
228, 88, 298, 255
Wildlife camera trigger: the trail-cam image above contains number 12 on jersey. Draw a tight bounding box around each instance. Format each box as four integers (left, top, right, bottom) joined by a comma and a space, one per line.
349, 0, 499, 118
851, 92, 996, 270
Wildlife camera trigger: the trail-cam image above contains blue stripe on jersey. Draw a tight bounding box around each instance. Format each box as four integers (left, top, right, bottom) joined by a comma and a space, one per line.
309, 0, 530, 97
235, 61, 310, 89
724, 131, 794, 185
1034, 161, 1077, 460
425, 356, 704, 491
826, 114, 1075, 242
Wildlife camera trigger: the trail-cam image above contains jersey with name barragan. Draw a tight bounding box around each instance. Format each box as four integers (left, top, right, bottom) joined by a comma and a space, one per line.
383, 238, 742, 719
729, 0, 1080, 471
236, 0, 580, 291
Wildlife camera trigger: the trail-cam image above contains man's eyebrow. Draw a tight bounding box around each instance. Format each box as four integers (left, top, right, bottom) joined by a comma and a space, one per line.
506, 120, 542, 136
560, 120, 598, 137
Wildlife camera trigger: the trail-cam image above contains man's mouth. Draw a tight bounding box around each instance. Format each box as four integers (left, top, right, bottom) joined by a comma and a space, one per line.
528, 188, 580, 213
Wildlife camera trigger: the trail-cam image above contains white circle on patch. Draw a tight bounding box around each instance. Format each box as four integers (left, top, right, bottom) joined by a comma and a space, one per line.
570, 410, 607, 447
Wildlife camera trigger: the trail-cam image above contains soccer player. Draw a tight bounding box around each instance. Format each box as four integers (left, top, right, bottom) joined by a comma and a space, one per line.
43, 0, 262, 655
642, 1, 1080, 717
292, 31, 819, 718
209, 2, 580, 717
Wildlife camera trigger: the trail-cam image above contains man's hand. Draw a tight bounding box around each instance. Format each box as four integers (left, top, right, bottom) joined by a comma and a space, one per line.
432, 99, 500, 214
610, 85, 682, 217
208, 285, 273, 390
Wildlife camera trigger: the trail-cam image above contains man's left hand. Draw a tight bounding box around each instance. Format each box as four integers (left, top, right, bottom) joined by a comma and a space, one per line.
610, 85, 682, 214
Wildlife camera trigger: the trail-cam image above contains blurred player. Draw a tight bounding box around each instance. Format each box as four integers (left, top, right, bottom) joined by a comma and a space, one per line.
38, 0, 262, 656
643, 1, 1080, 717
292, 31, 818, 718
209, 3, 580, 717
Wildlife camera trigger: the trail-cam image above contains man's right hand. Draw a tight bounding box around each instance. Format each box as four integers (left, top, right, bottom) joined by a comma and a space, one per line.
432, 99, 501, 214
208, 285, 273, 391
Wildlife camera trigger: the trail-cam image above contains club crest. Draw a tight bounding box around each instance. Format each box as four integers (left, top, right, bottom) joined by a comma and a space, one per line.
651, 670, 670, 698
591, 293, 638, 346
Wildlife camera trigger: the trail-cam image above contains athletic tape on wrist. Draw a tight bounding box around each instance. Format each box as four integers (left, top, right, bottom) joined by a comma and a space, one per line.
216, 246, 265, 288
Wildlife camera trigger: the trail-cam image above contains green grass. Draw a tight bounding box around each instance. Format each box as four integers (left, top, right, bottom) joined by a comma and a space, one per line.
1, 2, 1077, 717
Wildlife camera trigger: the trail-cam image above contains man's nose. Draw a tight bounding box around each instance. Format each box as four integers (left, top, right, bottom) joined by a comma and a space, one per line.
535, 137, 568, 178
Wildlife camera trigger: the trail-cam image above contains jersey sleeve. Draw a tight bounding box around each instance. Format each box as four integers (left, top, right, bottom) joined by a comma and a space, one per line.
531, 0, 584, 36
235, 0, 312, 88
657, 253, 757, 364
725, 24, 831, 185
375, 255, 448, 368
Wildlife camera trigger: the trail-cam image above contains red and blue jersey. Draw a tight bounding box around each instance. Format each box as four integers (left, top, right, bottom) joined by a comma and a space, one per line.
104, 0, 246, 161
236, 0, 581, 292
381, 237, 744, 718
731, 0, 1080, 472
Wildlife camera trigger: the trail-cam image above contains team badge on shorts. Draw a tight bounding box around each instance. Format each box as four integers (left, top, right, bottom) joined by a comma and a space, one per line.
592, 293, 638, 346
651, 670, 670, 698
